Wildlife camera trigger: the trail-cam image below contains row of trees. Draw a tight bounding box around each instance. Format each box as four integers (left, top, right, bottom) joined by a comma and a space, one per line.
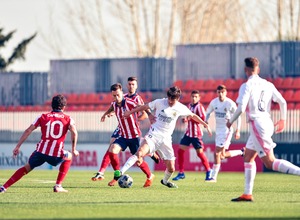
1, 0, 300, 71
44, 0, 300, 59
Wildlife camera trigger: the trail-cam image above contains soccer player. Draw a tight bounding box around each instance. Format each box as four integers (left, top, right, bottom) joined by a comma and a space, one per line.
91, 77, 159, 181
102, 83, 154, 187
115, 86, 212, 188
227, 57, 300, 202
0, 94, 79, 193
205, 85, 243, 183
172, 90, 212, 181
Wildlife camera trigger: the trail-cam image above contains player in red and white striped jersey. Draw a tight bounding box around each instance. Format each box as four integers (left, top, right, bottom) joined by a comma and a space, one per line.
101, 83, 154, 187
111, 95, 141, 139
173, 90, 212, 181
35, 111, 74, 157
0, 95, 79, 194
91, 77, 159, 182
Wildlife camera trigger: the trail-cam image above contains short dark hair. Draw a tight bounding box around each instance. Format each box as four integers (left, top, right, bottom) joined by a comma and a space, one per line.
244, 57, 259, 69
167, 86, 181, 100
128, 76, 138, 82
110, 83, 122, 91
217, 85, 227, 91
52, 94, 67, 110
191, 90, 200, 95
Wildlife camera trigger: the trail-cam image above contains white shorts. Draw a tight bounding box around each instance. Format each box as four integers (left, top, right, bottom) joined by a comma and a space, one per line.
215, 130, 233, 149
246, 117, 276, 158
144, 130, 175, 161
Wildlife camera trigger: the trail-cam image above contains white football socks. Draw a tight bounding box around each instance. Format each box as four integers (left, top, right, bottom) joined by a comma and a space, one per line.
120, 155, 138, 174
162, 169, 173, 184
211, 164, 221, 179
272, 159, 300, 175
228, 150, 243, 157
244, 162, 256, 195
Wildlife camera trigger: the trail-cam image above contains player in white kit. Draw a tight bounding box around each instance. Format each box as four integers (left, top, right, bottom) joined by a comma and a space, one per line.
114, 86, 212, 188
205, 85, 243, 182
227, 57, 300, 202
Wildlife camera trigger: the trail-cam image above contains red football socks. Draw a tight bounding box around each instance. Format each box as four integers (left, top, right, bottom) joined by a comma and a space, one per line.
138, 160, 151, 179
108, 152, 120, 170
3, 166, 28, 189
178, 148, 185, 173
197, 151, 211, 171
56, 159, 71, 185
99, 150, 111, 173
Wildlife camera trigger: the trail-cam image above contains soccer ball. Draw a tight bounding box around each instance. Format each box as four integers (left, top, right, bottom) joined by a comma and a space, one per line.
118, 174, 133, 188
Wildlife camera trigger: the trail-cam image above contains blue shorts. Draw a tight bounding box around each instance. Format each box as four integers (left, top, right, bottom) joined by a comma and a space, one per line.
179, 134, 204, 150
111, 127, 120, 138
28, 151, 67, 169
113, 137, 140, 155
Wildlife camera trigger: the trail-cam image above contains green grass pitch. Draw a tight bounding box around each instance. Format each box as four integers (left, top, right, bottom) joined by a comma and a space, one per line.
0, 170, 299, 219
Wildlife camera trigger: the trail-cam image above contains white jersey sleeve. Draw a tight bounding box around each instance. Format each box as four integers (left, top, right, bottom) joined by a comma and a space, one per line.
205, 99, 216, 122
271, 85, 287, 120
148, 98, 160, 111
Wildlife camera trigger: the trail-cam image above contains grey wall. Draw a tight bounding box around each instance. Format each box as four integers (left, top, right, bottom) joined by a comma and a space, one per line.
49, 57, 174, 94
175, 41, 300, 81
1, 41, 300, 106
0, 72, 48, 106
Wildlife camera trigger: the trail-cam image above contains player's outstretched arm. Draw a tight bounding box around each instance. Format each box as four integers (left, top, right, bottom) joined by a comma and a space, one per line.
274, 119, 285, 133
205, 126, 212, 137
124, 104, 150, 118
13, 124, 36, 158
137, 110, 148, 121
101, 105, 114, 122
235, 129, 240, 140
69, 124, 79, 156
190, 114, 212, 136
146, 110, 156, 124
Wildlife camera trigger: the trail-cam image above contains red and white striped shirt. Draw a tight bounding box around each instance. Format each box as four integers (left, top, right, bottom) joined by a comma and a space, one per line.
34, 111, 74, 157
125, 92, 145, 119
185, 102, 206, 138
113, 97, 141, 139
124, 92, 144, 105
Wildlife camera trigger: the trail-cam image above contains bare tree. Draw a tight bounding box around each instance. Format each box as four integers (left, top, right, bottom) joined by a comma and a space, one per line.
141, 0, 151, 55
277, 0, 283, 41
290, 0, 295, 39
40, 0, 300, 59
166, 0, 177, 57
297, 1, 300, 40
